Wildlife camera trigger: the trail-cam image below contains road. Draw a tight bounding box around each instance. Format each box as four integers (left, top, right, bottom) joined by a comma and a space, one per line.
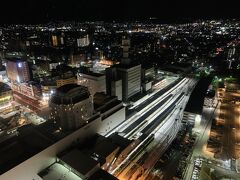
184, 106, 217, 180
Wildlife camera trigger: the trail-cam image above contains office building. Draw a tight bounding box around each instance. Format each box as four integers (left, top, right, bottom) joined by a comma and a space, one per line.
117, 64, 142, 101
11, 81, 42, 99
105, 67, 122, 100
77, 35, 90, 47
52, 35, 58, 46
122, 36, 130, 59
77, 71, 106, 96
6, 58, 31, 83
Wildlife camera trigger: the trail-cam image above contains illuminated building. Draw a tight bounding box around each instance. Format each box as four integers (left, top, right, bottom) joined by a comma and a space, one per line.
99, 59, 114, 66
52, 35, 58, 46
106, 63, 142, 101
56, 76, 76, 88
41, 72, 77, 101
50, 84, 93, 131
6, 59, 31, 83
11, 81, 41, 98
0, 82, 12, 108
122, 36, 130, 59
117, 64, 142, 101
77, 35, 90, 47
77, 71, 106, 96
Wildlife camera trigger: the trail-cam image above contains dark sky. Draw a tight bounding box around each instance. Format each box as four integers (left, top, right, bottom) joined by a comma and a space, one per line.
0, 0, 239, 24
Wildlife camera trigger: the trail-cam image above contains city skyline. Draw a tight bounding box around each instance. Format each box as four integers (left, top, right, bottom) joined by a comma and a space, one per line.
1, 2, 240, 179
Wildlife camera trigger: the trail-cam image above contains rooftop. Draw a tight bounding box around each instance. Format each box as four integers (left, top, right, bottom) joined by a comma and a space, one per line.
57, 83, 80, 94
185, 77, 212, 114
6, 58, 27, 63
51, 84, 90, 105
40, 163, 82, 180
0, 82, 11, 93
0, 125, 53, 175
93, 138, 119, 159
79, 71, 105, 77
59, 149, 99, 176
114, 62, 141, 70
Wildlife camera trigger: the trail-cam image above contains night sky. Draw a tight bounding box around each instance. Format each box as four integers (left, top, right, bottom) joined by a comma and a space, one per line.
0, 0, 239, 24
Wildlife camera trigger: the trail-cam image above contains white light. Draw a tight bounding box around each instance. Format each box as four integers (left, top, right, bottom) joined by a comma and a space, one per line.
17, 75, 20, 83
18, 63, 22, 68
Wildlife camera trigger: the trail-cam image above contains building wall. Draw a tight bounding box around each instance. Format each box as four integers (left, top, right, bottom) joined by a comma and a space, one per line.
0, 106, 126, 180
56, 77, 76, 88
142, 81, 152, 92
11, 82, 41, 99
51, 97, 93, 131
52, 35, 58, 46
77, 74, 106, 96
6, 60, 30, 83
99, 106, 126, 136
111, 80, 122, 100
118, 64, 141, 101
77, 35, 90, 47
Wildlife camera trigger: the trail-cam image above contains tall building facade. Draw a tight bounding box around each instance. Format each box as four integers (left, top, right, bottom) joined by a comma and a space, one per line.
122, 36, 130, 59
106, 67, 122, 101
117, 64, 142, 101
77, 35, 90, 47
6, 59, 30, 83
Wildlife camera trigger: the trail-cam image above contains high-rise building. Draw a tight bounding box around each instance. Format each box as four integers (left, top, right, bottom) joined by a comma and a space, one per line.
106, 36, 141, 101
50, 84, 93, 131
106, 67, 122, 100
6, 59, 31, 83
122, 36, 130, 59
52, 35, 58, 46
117, 64, 141, 101
77, 35, 90, 47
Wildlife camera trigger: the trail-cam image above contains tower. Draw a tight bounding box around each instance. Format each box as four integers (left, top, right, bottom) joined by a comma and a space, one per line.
121, 36, 131, 65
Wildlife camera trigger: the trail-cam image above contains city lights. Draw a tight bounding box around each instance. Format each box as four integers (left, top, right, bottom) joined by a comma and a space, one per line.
0, 2, 240, 179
